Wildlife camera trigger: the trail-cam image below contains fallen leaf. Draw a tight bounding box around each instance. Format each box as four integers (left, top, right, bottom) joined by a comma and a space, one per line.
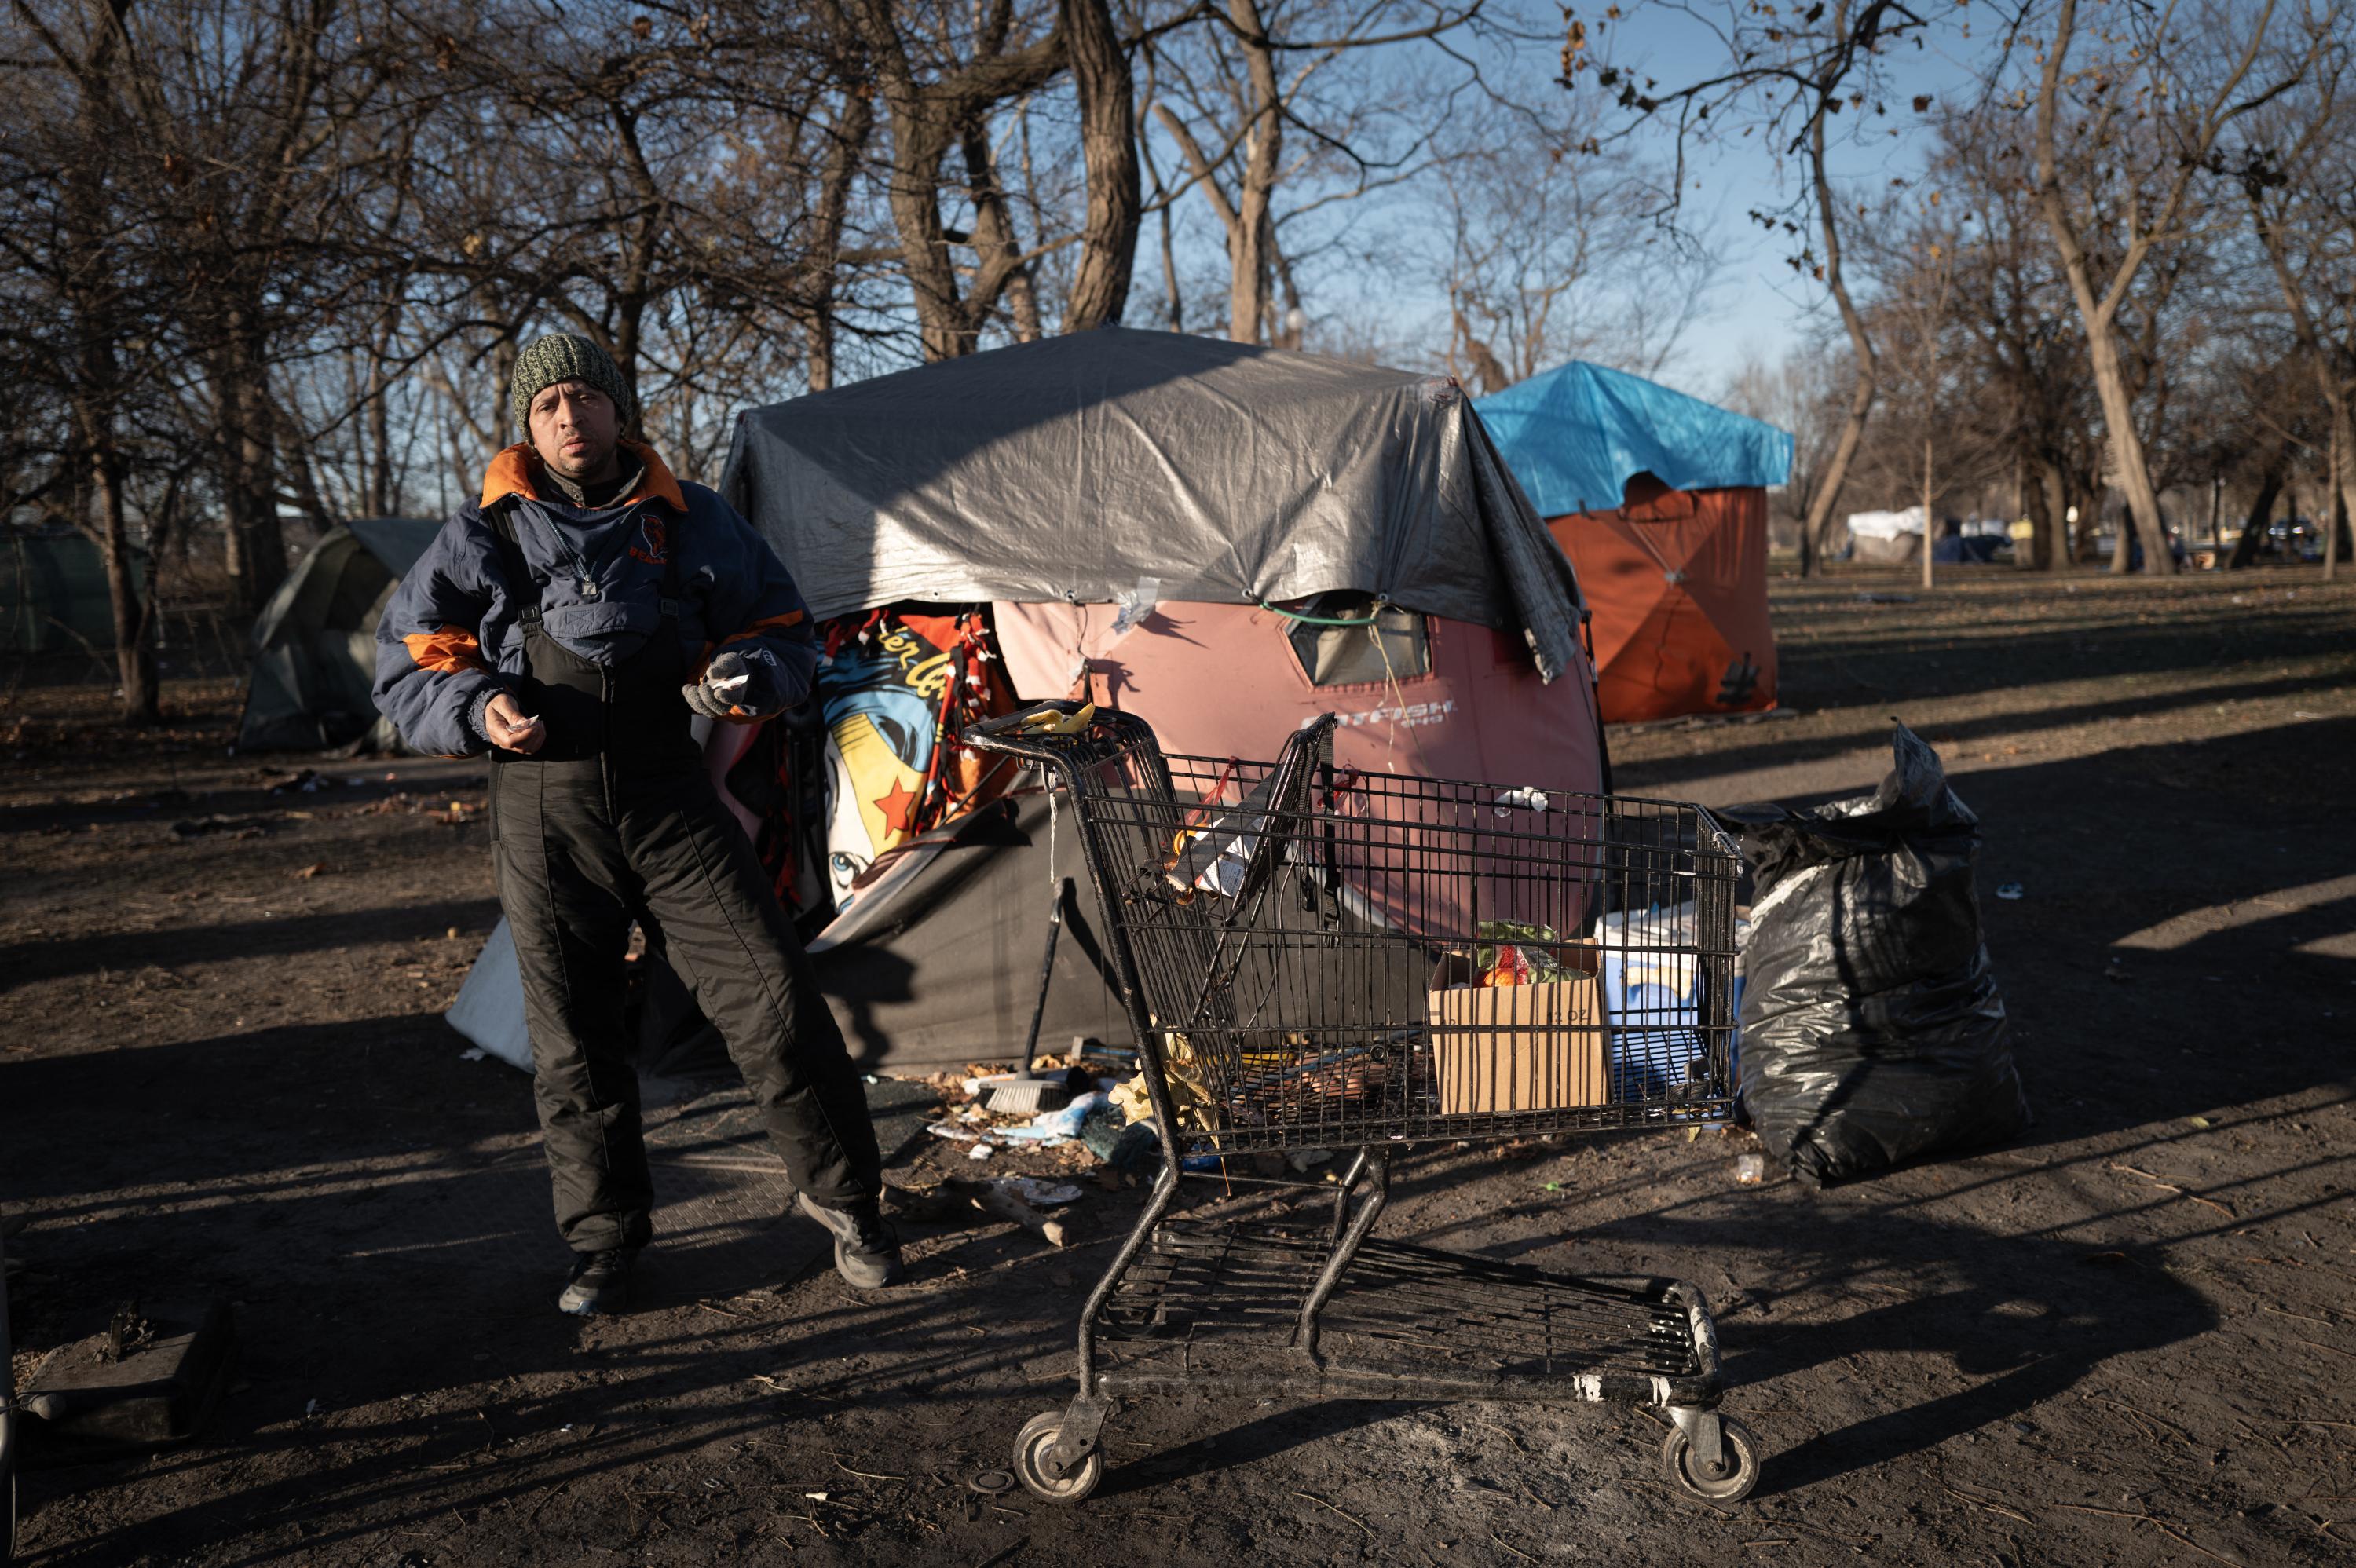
293, 862, 327, 879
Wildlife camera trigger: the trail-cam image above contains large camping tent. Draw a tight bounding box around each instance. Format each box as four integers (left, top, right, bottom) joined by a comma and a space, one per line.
239, 517, 439, 751
449, 330, 1608, 1072
3, 529, 140, 655
1476, 363, 1793, 724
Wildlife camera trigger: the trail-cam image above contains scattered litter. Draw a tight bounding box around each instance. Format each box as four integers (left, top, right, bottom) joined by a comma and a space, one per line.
1112, 576, 1163, 634
987, 1077, 1070, 1117
948, 1177, 1073, 1245
1286, 1148, 1334, 1173
1734, 1153, 1766, 1186
967, 1142, 996, 1160
804, 1491, 829, 1501
969, 1469, 1016, 1495
1542, 1181, 1564, 1193
2186, 1116, 2212, 1130
1084, 1110, 1160, 1174
1494, 788, 1549, 817
170, 815, 268, 839
305, 1399, 321, 1416
459, 1048, 487, 1062
291, 862, 327, 879
997, 1090, 1112, 1144
1996, 882, 2024, 900
925, 1122, 982, 1142
1004, 1178, 1082, 1207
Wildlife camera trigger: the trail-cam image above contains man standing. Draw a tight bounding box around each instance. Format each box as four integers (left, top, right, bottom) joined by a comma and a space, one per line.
375, 333, 898, 1314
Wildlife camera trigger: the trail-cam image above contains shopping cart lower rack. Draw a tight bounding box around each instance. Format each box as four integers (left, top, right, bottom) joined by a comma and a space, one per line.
964, 701, 1759, 1506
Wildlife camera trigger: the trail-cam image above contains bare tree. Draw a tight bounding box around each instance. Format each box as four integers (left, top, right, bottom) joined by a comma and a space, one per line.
818, 0, 1142, 360
2, 0, 178, 715
2020, 0, 2328, 576
1433, 111, 1712, 392
2235, 27, 2356, 581
1586, 0, 1945, 576
1145, 0, 1484, 346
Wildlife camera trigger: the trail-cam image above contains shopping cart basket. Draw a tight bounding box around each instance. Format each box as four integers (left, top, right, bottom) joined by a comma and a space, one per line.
962, 701, 1758, 1505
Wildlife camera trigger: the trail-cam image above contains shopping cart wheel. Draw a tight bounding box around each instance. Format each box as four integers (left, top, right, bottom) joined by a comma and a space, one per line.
1011, 1411, 1104, 1504
1660, 1413, 1761, 1504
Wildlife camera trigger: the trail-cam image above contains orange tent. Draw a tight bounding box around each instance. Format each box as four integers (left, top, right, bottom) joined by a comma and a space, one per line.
1549, 475, 1776, 723
1476, 360, 1791, 725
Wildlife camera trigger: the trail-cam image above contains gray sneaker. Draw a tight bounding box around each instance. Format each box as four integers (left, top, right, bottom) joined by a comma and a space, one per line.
558, 1248, 637, 1315
797, 1193, 903, 1288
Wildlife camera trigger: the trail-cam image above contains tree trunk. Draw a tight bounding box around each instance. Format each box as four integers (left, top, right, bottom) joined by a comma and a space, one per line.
799, 89, 873, 392
90, 442, 157, 722
1796, 94, 1874, 578
1226, 0, 1281, 344
962, 120, 1042, 342
2085, 339, 2172, 574
845, 0, 1063, 360
2029, 0, 2204, 579
2032, 458, 2069, 571
2329, 400, 2352, 583
1059, 0, 1138, 331
218, 319, 288, 616
1270, 229, 1304, 348
2227, 465, 2282, 568
1920, 434, 1934, 591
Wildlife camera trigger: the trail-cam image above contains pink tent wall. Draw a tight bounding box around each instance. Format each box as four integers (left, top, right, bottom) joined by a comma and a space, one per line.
995, 599, 1603, 799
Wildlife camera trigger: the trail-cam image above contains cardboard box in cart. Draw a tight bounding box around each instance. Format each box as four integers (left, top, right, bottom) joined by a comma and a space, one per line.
1427, 948, 1612, 1114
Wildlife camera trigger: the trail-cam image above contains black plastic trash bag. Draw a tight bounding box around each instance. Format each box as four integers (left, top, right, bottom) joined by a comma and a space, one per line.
1721, 722, 2028, 1183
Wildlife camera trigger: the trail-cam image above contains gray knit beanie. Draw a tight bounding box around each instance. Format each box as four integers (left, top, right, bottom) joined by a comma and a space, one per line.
510, 333, 636, 440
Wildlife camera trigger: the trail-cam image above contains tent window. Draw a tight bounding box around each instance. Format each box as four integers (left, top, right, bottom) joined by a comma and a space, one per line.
1281, 593, 1430, 686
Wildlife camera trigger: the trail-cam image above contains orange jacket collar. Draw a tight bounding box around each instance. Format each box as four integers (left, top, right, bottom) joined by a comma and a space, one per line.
479, 440, 687, 513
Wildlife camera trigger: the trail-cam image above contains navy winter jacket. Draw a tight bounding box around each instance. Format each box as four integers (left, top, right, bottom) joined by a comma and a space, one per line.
372, 440, 817, 756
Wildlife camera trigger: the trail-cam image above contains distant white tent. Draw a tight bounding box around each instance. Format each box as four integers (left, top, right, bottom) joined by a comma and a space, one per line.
1843, 506, 1926, 564
1845, 505, 1927, 540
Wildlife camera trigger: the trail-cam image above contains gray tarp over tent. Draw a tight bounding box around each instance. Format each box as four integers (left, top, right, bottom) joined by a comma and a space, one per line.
240, 517, 439, 751
719, 327, 1586, 681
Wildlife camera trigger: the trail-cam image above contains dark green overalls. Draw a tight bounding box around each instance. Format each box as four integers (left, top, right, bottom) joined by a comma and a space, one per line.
485, 502, 880, 1254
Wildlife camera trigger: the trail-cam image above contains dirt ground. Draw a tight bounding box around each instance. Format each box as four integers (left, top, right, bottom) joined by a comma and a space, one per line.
4, 565, 2354, 1566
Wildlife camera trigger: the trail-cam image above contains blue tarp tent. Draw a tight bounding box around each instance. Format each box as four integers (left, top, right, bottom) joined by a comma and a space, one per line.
1474, 361, 1792, 517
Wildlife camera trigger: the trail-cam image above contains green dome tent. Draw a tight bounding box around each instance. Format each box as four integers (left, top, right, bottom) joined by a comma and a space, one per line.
238, 517, 440, 752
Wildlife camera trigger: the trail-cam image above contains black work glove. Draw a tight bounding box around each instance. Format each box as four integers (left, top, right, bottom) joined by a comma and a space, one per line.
683, 648, 787, 722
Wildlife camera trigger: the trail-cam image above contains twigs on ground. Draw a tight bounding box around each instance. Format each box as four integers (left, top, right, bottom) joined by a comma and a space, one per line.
1942, 1482, 2033, 1524
2054, 1503, 2242, 1566
2081, 1392, 2193, 1446
2107, 1162, 2235, 1218
1292, 1489, 1370, 1534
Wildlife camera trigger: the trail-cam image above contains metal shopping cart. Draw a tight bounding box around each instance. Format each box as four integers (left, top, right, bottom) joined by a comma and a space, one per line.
962, 701, 1758, 1506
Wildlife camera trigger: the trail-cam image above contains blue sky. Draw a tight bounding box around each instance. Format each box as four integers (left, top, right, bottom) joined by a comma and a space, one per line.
1538, 2, 2010, 397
